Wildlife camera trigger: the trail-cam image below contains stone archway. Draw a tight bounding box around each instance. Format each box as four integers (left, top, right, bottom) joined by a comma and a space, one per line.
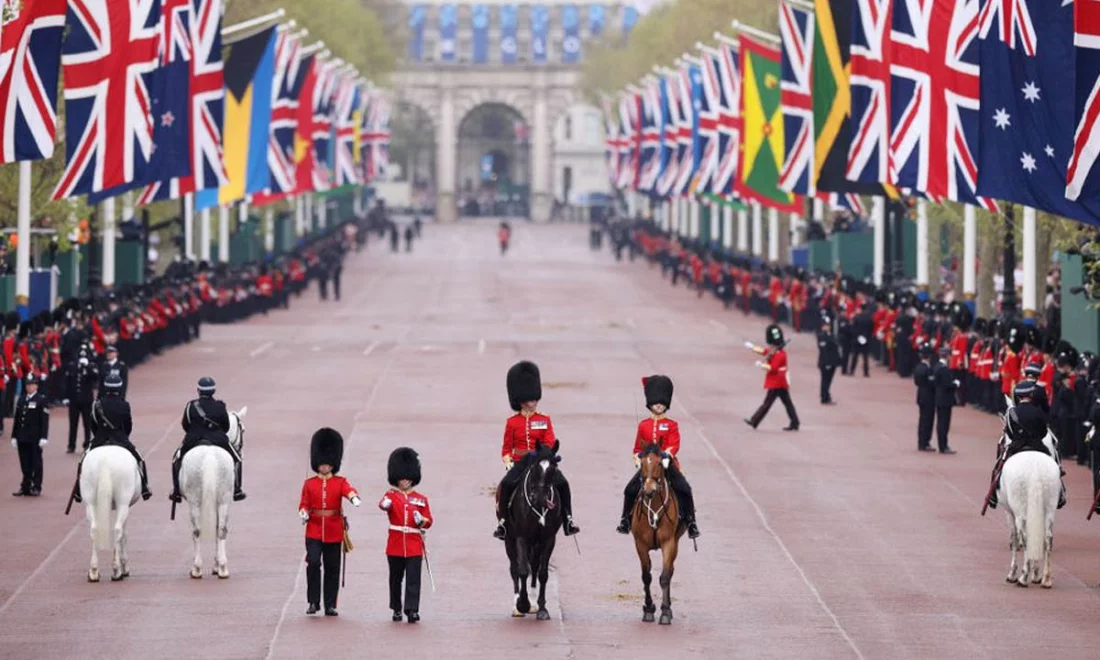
456, 103, 531, 219
389, 100, 437, 210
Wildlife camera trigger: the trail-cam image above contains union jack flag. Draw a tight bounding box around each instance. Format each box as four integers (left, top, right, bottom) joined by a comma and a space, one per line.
266, 28, 301, 197
636, 78, 661, 193
848, 0, 893, 185
889, 0, 996, 211
655, 74, 679, 198
333, 77, 361, 187
0, 0, 65, 163
53, 0, 163, 200
713, 41, 741, 198
816, 190, 866, 215
691, 51, 721, 195
616, 92, 639, 190
361, 89, 390, 183
310, 58, 339, 192
778, 0, 815, 195
137, 0, 224, 204
601, 94, 622, 186
673, 63, 697, 197
1068, 0, 1100, 201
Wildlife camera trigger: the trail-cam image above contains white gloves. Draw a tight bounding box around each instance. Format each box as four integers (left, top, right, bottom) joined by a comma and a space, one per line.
380, 497, 392, 510
857, 336, 868, 345
413, 510, 425, 526
299, 509, 309, 524
953, 380, 961, 388
350, 496, 361, 507
755, 360, 767, 370
503, 456, 514, 470
743, 340, 754, 350
633, 455, 641, 469
10, 438, 16, 449
661, 456, 671, 469
38, 439, 47, 448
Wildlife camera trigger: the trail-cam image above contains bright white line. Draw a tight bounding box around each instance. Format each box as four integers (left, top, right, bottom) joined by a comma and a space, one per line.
477, 338, 486, 354
362, 341, 380, 357
249, 341, 274, 358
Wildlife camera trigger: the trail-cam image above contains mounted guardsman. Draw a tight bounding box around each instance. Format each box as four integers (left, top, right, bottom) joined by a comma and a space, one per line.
616, 375, 700, 539
69, 373, 152, 505
168, 377, 245, 503
299, 428, 361, 616
494, 360, 579, 540
380, 447, 433, 623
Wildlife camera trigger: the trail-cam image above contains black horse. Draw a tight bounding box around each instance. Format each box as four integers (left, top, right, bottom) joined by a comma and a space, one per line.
503, 441, 563, 621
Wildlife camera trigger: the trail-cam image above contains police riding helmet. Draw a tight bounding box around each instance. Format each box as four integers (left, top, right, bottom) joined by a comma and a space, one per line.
1013, 380, 1037, 404
1023, 363, 1042, 380
106, 345, 118, 355
919, 343, 934, 359
197, 376, 216, 395
103, 373, 124, 393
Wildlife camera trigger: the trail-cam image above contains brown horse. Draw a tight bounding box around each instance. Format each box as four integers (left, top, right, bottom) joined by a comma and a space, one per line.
630, 443, 685, 625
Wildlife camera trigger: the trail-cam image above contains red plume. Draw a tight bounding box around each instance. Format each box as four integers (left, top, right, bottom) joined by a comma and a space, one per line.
641, 377, 649, 387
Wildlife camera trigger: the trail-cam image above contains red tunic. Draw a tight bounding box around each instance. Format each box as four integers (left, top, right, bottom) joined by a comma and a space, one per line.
379, 489, 433, 557
1000, 351, 1020, 396
1037, 362, 1055, 401
501, 412, 556, 462
256, 274, 273, 297
948, 332, 969, 370
763, 349, 790, 390
4, 336, 22, 380
633, 417, 681, 458
299, 475, 360, 544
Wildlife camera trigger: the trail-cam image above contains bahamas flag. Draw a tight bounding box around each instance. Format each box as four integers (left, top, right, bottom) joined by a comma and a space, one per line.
195, 26, 277, 210
736, 35, 800, 213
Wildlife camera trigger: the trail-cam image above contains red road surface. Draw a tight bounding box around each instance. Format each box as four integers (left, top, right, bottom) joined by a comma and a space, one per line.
0, 224, 1097, 659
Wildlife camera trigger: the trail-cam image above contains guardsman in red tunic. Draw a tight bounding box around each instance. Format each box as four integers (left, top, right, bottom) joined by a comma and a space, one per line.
947, 303, 972, 405
745, 324, 801, 431
299, 428, 360, 616
789, 272, 806, 332
615, 376, 700, 538
494, 361, 579, 540
380, 447, 432, 623
1001, 323, 1024, 403
498, 221, 511, 256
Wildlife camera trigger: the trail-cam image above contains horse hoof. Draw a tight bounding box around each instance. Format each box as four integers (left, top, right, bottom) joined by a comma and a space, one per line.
217, 569, 230, 580
120, 570, 130, 578
87, 570, 99, 583
190, 568, 203, 579
1014, 577, 1028, 588
659, 613, 673, 625
642, 611, 655, 623
536, 610, 551, 621
511, 609, 526, 618
111, 573, 124, 582
1041, 579, 1053, 589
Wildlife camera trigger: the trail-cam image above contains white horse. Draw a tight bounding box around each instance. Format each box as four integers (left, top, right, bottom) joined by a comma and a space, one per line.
81, 445, 141, 582
180, 407, 246, 579
997, 423, 1061, 588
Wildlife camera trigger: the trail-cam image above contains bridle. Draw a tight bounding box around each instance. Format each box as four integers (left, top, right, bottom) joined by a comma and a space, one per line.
523, 459, 556, 527
639, 454, 671, 530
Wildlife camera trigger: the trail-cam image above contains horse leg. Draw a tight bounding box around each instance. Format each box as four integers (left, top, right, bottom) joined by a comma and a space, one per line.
514, 537, 531, 615
111, 503, 131, 581
1041, 530, 1054, 589
636, 539, 655, 622
1013, 515, 1029, 588
188, 502, 203, 579
535, 539, 555, 621
1005, 516, 1020, 584
215, 502, 230, 579
85, 502, 100, 583
658, 541, 679, 625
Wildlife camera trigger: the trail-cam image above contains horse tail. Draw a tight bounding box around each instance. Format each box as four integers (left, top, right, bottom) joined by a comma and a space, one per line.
200, 454, 218, 542
93, 462, 113, 552
1024, 461, 1046, 565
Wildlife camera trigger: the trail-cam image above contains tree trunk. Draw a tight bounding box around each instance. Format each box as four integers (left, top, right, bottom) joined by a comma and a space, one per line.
977, 212, 1003, 318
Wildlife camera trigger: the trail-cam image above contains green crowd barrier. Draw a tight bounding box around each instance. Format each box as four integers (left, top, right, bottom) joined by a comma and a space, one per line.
1060, 253, 1099, 354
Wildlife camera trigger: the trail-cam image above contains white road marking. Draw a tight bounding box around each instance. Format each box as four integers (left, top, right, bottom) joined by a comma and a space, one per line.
0, 419, 180, 618
249, 341, 274, 358
478, 338, 486, 354
362, 341, 380, 357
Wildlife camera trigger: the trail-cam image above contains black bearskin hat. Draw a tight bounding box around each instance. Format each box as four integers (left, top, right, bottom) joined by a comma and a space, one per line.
1055, 341, 1079, 368
1025, 325, 1041, 348
1042, 333, 1058, 355
17, 321, 30, 339
643, 375, 673, 411
387, 447, 421, 487
952, 303, 973, 331
974, 318, 987, 335
1007, 323, 1026, 353
4, 311, 18, 332
310, 428, 344, 473
765, 324, 784, 347
506, 361, 542, 411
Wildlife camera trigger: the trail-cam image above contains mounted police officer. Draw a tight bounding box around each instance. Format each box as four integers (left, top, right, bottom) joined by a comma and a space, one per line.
70, 373, 151, 503
97, 345, 128, 400
168, 377, 245, 503
986, 380, 1066, 511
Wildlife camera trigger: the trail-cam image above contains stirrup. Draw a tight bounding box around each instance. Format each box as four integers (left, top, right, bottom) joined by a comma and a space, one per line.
168, 491, 182, 503
492, 523, 506, 540
616, 518, 631, 534
687, 521, 701, 539
563, 518, 580, 536
233, 490, 247, 502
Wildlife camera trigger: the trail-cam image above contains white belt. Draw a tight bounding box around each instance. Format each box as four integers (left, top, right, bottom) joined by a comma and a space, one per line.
389, 525, 420, 534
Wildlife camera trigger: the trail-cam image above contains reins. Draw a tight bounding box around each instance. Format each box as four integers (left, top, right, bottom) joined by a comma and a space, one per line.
522, 463, 557, 527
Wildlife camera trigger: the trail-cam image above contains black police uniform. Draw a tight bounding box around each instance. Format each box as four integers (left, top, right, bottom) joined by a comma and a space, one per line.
66, 355, 98, 452
169, 385, 245, 502
817, 321, 841, 404
71, 389, 152, 502
913, 353, 938, 451
848, 307, 873, 377
97, 357, 129, 400
12, 380, 48, 496
932, 356, 958, 453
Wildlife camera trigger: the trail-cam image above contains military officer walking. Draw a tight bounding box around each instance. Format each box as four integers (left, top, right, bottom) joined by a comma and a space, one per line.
11, 374, 49, 497
744, 325, 800, 431
299, 428, 361, 616
379, 447, 433, 623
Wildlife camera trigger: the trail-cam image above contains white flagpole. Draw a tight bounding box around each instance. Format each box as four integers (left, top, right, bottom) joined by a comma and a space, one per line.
184, 192, 195, 260
218, 204, 230, 263
16, 162, 31, 316
102, 197, 116, 288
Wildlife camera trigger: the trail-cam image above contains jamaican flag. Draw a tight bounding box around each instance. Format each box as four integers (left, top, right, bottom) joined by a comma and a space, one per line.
812, 0, 896, 199
737, 36, 800, 213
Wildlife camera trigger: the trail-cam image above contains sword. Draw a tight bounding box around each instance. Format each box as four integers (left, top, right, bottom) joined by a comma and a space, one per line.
1088, 487, 1100, 522
421, 531, 436, 592
981, 454, 1007, 517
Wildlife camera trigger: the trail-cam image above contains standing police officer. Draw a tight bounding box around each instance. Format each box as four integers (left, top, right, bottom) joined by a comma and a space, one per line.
913, 344, 938, 452
66, 344, 98, 453
817, 314, 841, 405
933, 346, 959, 454
11, 373, 48, 496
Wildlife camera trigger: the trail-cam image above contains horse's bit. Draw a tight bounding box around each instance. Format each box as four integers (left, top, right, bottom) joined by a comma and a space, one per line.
641, 474, 670, 530
523, 466, 556, 527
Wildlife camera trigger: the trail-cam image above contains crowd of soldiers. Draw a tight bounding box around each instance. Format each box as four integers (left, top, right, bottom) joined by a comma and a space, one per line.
599, 218, 1100, 513
8, 223, 359, 497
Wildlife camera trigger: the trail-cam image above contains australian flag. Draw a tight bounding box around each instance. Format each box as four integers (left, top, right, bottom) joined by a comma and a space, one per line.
977, 0, 1100, 224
